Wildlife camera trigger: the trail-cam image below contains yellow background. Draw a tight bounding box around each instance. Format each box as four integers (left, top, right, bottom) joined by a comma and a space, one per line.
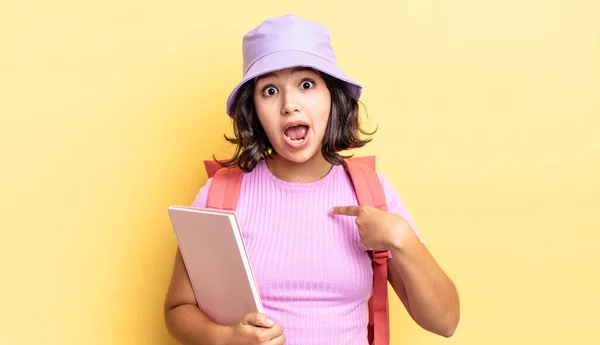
1, 1, 599, 344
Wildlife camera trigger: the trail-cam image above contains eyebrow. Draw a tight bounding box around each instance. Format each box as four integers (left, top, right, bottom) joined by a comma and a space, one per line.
255, 67, 316, 83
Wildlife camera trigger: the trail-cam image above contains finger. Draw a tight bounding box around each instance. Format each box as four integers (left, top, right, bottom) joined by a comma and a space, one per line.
255, 323, 283, 344
242, 312, 274, 327
263, 323, 284, 339
269, 333, 287, 345
330, 205, 361, 216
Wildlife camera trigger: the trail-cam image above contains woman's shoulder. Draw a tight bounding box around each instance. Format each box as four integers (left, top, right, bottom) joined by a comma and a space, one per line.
189, 161, 264, 208
376, 173, 400, 205
375, 172, 423, 241
190, 177, 213, 209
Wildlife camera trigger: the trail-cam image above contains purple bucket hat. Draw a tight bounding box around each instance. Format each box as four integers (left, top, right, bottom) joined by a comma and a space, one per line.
225, 14, 362, 116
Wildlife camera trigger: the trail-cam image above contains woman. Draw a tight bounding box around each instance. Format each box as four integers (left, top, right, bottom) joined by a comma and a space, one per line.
164, 14, 460, 345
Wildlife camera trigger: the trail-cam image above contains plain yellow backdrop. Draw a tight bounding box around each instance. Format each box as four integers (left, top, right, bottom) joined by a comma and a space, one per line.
1, 1, 599, 344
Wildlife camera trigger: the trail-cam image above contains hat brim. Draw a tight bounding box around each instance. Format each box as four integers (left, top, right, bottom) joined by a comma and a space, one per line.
226, 50, 362, 116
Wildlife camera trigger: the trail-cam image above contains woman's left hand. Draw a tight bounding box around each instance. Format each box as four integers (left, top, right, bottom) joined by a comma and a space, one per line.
330, 205, 417, 251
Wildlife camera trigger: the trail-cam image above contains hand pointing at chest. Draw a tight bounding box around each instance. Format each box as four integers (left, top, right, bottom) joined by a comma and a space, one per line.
330, 205, 418, 251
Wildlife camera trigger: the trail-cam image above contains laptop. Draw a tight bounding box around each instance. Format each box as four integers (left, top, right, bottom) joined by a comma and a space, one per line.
167, 205, 263, 326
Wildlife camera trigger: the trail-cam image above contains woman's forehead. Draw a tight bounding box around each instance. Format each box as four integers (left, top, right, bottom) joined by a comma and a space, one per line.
255, 67, 320, 82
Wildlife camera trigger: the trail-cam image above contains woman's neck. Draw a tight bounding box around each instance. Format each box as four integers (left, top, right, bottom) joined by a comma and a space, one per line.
266, 153, 333, 183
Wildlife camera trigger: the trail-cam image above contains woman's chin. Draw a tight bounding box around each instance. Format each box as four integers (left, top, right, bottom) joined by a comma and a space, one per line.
271, 146, 322, 165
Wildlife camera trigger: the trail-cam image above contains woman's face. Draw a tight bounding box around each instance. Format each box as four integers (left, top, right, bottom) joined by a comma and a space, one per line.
253, 67, 331, 164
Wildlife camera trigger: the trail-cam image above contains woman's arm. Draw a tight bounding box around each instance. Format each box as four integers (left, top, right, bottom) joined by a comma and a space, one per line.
387, 233, 460, 337
164, 247, 228, 345
330, 205, 460, 337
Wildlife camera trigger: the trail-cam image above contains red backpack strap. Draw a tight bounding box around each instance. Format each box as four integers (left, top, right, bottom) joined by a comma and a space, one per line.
204, 160, 223, 178
345, 156, 387, 211
346, 155, 376, 171
345, 156, 390, 345
203, 160, 244, 211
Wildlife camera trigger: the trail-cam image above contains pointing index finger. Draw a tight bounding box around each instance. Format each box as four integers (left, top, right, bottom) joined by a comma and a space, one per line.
330, 205, 360, 216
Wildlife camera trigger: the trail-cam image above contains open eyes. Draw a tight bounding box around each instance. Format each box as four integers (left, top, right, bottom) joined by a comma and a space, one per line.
261, 79, 315, 97
300, 80, 314, 90
263, 86, 278, 96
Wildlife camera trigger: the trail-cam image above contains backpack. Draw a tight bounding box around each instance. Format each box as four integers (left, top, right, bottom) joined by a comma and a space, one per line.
202, 156, 391, 345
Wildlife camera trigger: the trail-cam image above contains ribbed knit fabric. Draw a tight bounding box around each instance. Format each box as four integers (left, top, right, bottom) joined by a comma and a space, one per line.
192, 160, 420, 345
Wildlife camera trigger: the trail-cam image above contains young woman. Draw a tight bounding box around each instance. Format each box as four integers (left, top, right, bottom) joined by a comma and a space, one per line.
164, 14, 460, 345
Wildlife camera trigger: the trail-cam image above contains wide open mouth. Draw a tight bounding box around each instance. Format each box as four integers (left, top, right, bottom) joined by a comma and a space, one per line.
284, 124, 309, 142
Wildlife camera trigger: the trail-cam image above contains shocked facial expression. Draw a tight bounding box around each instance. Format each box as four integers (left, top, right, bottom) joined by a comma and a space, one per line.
253, 67, 331, 164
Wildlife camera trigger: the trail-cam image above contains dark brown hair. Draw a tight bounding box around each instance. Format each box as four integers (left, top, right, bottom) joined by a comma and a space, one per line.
215, 69, 376, 172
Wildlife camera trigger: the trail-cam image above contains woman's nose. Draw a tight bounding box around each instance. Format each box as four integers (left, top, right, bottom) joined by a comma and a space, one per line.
281, 89, 300, 115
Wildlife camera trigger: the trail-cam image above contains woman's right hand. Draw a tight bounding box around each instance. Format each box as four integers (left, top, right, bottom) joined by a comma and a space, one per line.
222, 312, 286, 345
